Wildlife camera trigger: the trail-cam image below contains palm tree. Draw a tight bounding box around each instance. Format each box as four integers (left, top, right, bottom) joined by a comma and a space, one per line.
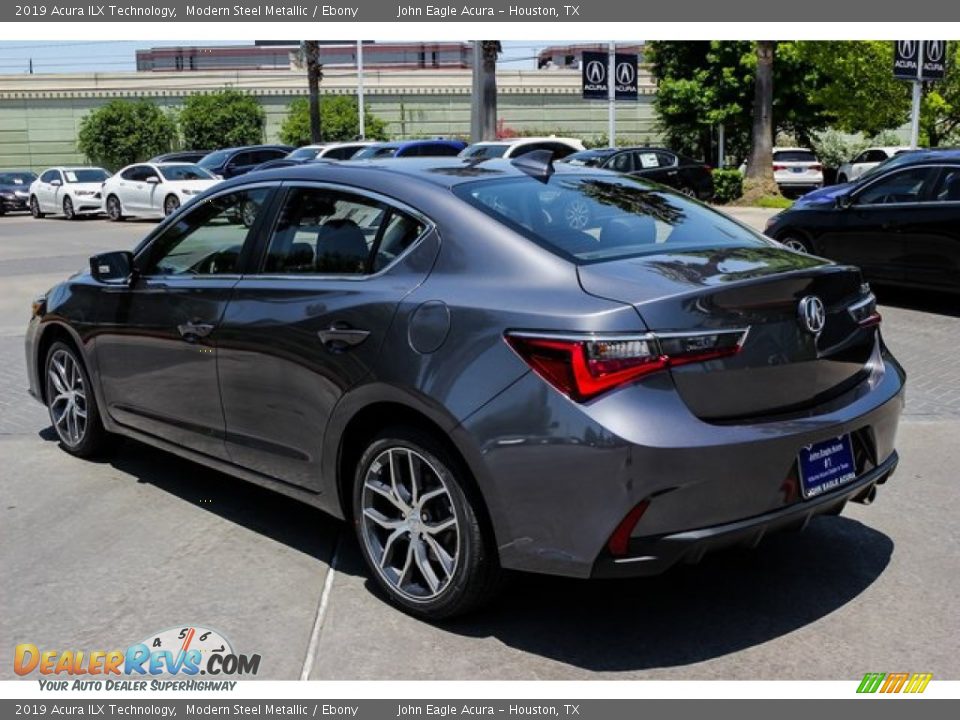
303, 41, 323, 143
746, 41, 775, 183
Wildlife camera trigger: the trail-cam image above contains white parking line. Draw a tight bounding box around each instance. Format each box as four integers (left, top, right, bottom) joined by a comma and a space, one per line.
299, 532, 342, 680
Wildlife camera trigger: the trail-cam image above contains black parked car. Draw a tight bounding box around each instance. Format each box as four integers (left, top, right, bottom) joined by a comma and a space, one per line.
198, 144, 294, 179
149, 151, 212, 164
563, 147, 714, 200
765, 149, 960, 293
0, 170, 37, 214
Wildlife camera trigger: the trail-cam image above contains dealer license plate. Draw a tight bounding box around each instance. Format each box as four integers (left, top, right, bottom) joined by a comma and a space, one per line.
798, 435, 857, 499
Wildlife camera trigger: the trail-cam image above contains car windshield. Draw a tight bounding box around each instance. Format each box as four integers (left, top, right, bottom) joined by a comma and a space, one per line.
64, 169, 109, 183
462, 144, 509, 159
158, 164, 215, 181
0, 172, 36, 185
454, 174, 769, 264
773, 150, 817, 163
287, 147, 320, 161
198, 150, 231, 169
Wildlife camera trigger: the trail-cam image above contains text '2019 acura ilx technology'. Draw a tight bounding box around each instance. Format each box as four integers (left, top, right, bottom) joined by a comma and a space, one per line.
25, 155, 905, 619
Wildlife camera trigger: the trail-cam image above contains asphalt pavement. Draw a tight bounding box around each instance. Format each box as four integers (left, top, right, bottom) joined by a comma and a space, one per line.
1, 209, 958, 681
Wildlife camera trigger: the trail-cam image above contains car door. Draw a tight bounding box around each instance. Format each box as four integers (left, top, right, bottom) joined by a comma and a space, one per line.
123, 166, 156, 213
815, 165, 940, 284
899, 165, 960, 290
630, 151, 675, 187
216, 183, 436, 490
224, 151, 255, 178
92, 185, 275, 459
114, 167, 141, 211
847, 151, 871, 181
39, 170, 62, 212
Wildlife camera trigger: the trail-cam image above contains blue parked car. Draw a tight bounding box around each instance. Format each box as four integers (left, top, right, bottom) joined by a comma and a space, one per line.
351, 139, 466, 160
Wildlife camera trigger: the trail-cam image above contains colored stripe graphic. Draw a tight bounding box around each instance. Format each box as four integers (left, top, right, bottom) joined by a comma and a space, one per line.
857, 672, 932, 694
857, 673, 885, 693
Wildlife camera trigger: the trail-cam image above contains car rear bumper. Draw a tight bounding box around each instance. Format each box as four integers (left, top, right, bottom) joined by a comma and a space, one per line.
591, 450, 898, 578
458, 340, 905, 579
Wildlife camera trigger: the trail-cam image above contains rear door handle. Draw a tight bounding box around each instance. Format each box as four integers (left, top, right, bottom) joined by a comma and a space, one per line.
318, 324, 370, 349
178, 322, 216, 342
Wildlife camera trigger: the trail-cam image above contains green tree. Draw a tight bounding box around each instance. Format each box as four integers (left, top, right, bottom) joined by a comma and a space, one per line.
649, 41, 827, 164
179, 89, 265, 150
279, 96, 388, 146
77, 99, 176, 171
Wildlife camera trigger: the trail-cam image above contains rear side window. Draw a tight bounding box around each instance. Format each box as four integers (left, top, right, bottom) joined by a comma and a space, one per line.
932, 167, 960, 202
454, 175, 769, 264
263, 187, 425, 275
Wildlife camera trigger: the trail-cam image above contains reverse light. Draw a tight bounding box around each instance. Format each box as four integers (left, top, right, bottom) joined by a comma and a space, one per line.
505, 329, 749, 402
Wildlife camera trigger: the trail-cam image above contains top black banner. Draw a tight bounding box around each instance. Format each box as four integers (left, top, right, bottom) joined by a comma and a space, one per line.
5, 0, 960, 22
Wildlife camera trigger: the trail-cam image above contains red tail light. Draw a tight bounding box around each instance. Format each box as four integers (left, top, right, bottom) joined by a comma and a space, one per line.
505, 329, 749, 402
848, 293, 882, 328
773, 164, 786, 171
810, 164, 823, 171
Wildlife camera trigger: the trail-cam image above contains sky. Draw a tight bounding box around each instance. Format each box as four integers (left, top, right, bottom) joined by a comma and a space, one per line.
0, 41, 567, 74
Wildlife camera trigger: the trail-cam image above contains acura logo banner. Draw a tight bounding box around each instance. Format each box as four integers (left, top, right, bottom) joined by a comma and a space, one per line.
581, 51, 638, 100
894, 40, 947, 80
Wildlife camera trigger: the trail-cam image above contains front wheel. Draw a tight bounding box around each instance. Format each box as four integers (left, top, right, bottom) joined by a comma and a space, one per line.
164, 194, 180, 217
30, 196, 44, 219
780, 234, 812, 254
63, 196, 76, 220
353, 427, 501, 620
44, 341, 110, 457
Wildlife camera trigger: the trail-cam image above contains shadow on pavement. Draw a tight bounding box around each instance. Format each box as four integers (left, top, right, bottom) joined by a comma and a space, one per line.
43, 432, 342, 563
345, 513, 892, 672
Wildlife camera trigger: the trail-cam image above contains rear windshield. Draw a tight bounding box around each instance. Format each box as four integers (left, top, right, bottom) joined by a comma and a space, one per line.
563, 151, 611, 167
353, 146, 398, 159
773, 150, 817, 163
65, 169, 109, 183
158, 164, 215, 181
453, 175, 769, 264
462, 144, 509, 159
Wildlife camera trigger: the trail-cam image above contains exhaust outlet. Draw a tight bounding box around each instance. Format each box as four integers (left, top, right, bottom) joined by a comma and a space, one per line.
852, 485, 877, 505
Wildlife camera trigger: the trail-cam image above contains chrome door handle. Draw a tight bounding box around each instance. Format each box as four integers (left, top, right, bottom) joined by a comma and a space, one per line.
318, 324, 370, 349
177, 322, 215, 342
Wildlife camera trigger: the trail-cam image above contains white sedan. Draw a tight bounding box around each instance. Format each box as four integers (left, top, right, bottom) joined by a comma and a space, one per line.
102, 162, 220, 220
29, 167, 111, 219
836, 146, 912, 184
459, 136, 586, 160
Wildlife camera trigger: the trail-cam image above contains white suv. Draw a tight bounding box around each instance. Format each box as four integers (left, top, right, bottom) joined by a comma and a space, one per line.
837, 146, 912, 184
771, 148, 823, 194
29, 167, 111, 219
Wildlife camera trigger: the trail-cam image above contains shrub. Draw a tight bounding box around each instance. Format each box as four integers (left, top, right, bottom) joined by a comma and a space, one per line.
279, 96, 388, 146
711, 168, 743, 204
179, 89, 265, 150
77, 99, 176, 171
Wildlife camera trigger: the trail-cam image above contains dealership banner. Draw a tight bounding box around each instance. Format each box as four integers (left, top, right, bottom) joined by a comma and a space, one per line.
3, 0, 960, 22
0, 699, 957, 719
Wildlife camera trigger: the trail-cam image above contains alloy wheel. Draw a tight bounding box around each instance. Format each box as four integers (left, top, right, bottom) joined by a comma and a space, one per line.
781, 237, 809, 253
360, 447, 460, 602
63, 196, 75, 220
107, 196, 122, 221
680, 186, 697, 198
46, 348, 88, 448
30, 196, 42, 218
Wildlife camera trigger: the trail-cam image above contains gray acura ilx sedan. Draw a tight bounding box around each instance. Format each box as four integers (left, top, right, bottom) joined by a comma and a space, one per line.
25, 155, 904, 619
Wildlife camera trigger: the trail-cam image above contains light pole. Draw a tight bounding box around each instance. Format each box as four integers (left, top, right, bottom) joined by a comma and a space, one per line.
608, 41, 616, 149
357, 40, 365, 140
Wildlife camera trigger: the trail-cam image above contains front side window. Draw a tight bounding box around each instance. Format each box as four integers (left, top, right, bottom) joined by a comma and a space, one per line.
263, 187, 424, 275
139, 188, 271, 276
856, 167, 939, 205
40, 170, 60, 184
454, 174, 769, 264
607, 152, 633, 172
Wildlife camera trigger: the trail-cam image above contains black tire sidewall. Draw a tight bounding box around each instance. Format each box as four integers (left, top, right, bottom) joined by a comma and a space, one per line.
351, 427, 496, 620
164, 195, 180, 216
63, 197, 74, 219
44, 341, 107, 457
107, 196, 123, 221
30, 196, 42, 218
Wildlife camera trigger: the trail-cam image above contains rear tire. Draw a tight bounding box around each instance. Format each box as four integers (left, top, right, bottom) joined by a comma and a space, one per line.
106, 195, 124, 222
30, 196, 44, 219
352, 426, 502, 620
164, 194, 180, 217
779, 233, 812, 254
44, 341, 110, 458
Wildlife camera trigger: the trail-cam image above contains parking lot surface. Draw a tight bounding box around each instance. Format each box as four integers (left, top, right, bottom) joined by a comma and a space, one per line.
1, 210, 958, 680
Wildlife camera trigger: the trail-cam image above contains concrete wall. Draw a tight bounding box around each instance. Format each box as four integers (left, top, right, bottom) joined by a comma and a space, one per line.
0, 68, 660, 171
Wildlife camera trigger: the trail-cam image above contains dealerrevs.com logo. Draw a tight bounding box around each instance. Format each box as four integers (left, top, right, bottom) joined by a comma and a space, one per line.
14, 626, 260, 691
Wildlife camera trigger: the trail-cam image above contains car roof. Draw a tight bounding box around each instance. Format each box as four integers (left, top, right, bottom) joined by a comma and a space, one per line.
218, 156, 628, 193
877, 148, 960, 165
472, 137, 582, 146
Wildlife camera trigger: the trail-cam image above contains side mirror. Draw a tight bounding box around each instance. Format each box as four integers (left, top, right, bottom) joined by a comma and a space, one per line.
90, 251, 135, 285
836, 193, 854, 209
50, 179, 62, 187
146, 176, 160, 184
